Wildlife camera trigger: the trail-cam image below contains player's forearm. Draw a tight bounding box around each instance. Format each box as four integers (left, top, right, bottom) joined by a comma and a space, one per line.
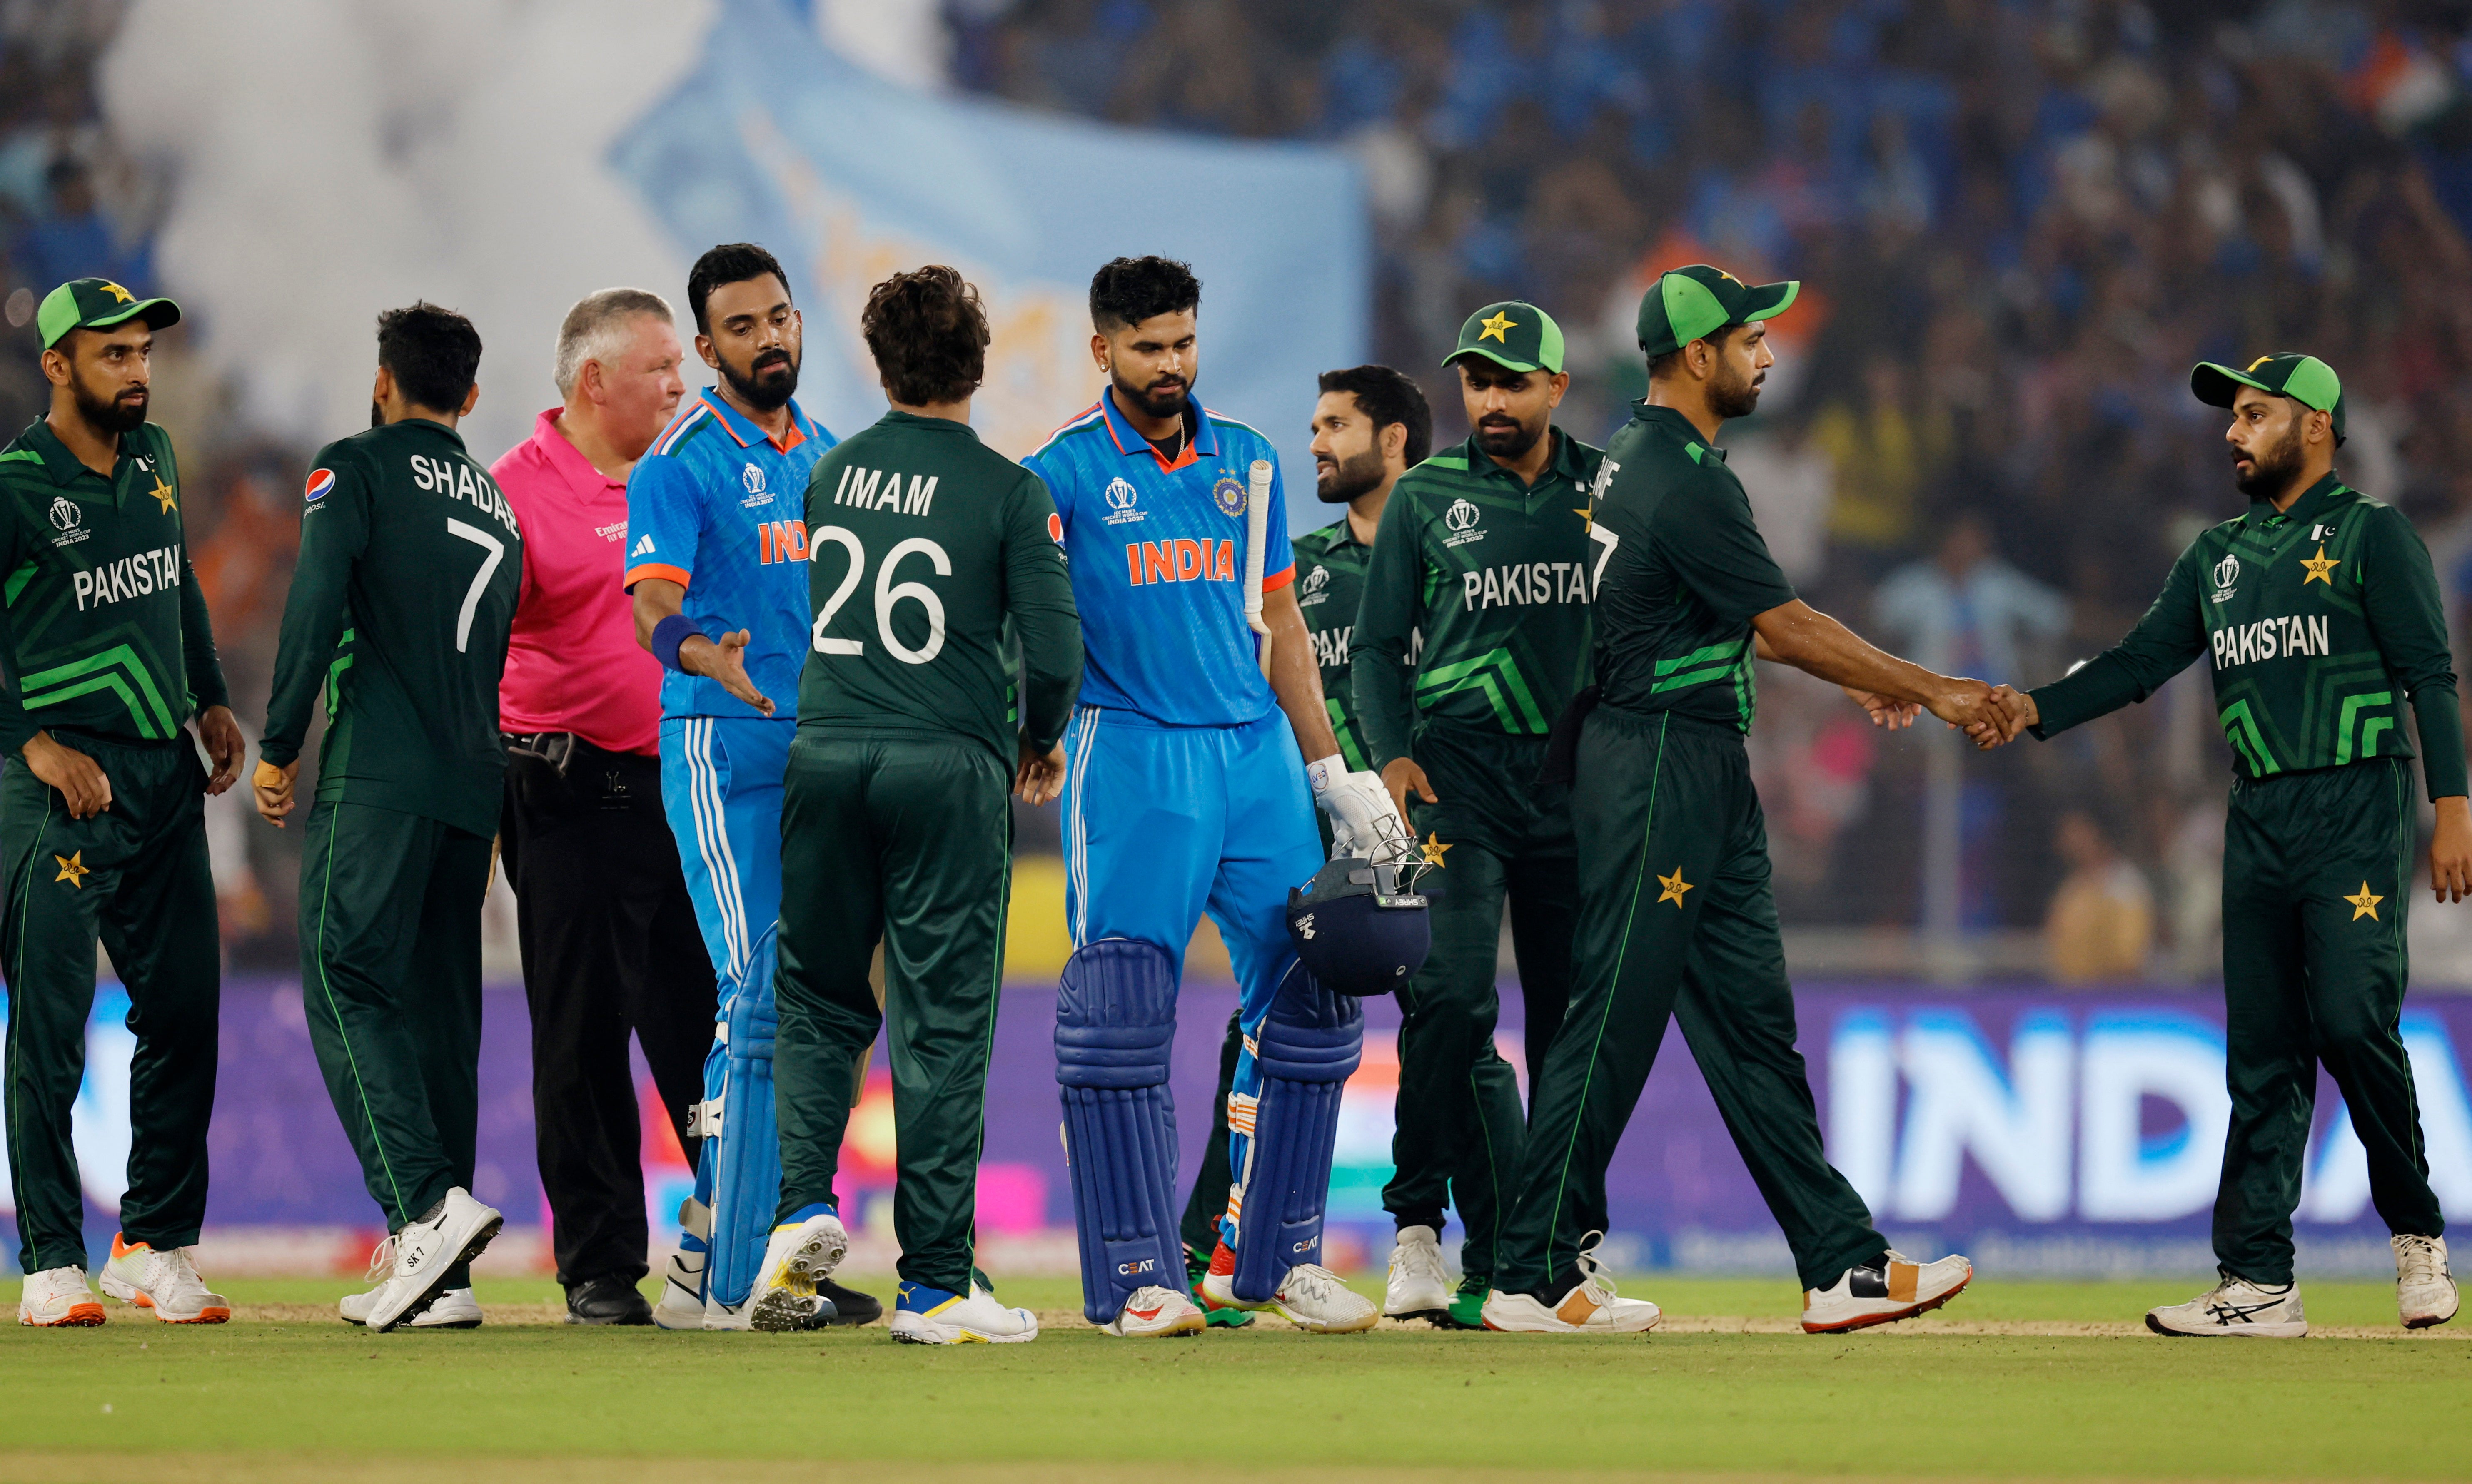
1013, 603, 1083, 753
1347, 647, 1415, 772
1267, 601, 1339, 759
2412, 683, 2470, 800
259, 576, 348, 764
178, 557, 231, 712
631, 578, 684, 651
1752, 599, 1953, 708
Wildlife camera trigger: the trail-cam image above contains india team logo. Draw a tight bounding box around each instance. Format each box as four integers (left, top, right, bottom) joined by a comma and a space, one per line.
1212, 474, 1247, 517
304, 468, 335, 503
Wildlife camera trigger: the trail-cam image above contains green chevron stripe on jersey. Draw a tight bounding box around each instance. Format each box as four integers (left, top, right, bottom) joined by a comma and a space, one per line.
1416, 646, 1550, 733
21, 642, 175, 738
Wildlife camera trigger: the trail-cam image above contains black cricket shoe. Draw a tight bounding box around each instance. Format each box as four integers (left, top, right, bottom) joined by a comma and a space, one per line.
564, 1274, 655, 1326
816, 1277, 882, 1326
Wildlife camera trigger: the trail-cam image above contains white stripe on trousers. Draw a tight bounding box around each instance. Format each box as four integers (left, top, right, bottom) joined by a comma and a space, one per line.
1065, 705, 1101, 949
684, 717, 748, 979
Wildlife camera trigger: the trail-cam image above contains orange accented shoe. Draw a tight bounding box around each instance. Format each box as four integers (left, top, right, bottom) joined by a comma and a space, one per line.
99, 1233, 231, 1324
19, 1266, 106, 1327
1479, 1233, 1660, 1334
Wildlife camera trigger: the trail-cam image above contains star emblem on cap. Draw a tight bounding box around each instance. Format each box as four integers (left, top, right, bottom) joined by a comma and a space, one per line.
149, 475, 176, 513
1657, 868, 1693, 907
2347, 881, 2384, 921
1478, 310, 1516, 343
1421, 832, 1451, 869
97, 281, 134, 304
2301, 545, 2339, 585
54, 852, 88, 888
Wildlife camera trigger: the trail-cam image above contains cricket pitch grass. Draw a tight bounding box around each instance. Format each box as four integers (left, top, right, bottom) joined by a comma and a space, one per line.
2, 1274, 2467, 1482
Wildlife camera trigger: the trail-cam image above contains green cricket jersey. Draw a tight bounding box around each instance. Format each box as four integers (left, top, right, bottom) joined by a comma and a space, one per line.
0, 418, 226, 753
797, 410, 1081, 760
261, 418, 524, 838
1293, 516, 1381, 770
1351, 428, 1601, 769
2033, 472, 2468, 798
1584, 403, 1794, 732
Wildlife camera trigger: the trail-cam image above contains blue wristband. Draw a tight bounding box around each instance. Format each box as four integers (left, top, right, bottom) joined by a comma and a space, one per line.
651, 614, 699, 674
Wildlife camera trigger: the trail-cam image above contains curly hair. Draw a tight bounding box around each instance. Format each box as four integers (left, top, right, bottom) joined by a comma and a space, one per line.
862, 265, 990, 407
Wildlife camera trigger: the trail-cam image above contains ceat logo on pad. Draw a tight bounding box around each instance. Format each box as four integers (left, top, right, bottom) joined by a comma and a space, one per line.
304, 468, 335, 503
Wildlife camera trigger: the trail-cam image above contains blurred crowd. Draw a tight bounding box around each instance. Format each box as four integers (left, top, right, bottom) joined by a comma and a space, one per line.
955, 0, 2472, 978
16, 0, 2472, 978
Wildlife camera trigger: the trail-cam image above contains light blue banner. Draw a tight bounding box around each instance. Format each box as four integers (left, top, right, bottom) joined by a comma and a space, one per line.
610, 0, 1367, 536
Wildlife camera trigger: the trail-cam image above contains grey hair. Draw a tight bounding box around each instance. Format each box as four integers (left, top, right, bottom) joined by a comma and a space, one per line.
553, 288, 674, 397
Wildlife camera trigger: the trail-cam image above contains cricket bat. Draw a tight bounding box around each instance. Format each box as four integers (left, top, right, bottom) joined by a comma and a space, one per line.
1245, 458, 1273, 677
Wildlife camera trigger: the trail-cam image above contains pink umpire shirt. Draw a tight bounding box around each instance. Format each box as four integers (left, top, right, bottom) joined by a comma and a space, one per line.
494, 407, 664, 755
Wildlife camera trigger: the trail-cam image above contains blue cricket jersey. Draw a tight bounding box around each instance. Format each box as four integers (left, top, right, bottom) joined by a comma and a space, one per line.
624, 387, 836, 720
1022, 387, 1293, 727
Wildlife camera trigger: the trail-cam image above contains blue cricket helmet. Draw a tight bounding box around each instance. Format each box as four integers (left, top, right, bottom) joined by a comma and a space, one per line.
1285, 857, 1430, 995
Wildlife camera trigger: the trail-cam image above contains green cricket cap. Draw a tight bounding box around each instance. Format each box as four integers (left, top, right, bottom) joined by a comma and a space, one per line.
1445, 301, 1565, 375
2190, 353, 2345, 443
36, 277, 180, 350
1636, 264, 1799, 358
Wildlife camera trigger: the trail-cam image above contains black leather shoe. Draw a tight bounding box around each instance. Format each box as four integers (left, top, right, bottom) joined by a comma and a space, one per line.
816, 1278, 881, 1326
564, 1275, 655, 1326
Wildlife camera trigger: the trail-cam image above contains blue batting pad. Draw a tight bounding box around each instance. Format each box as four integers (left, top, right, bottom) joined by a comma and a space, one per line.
1057, 938, 1184, 1326
707, 923, 783, 1312
1230, 968, 1362, 1304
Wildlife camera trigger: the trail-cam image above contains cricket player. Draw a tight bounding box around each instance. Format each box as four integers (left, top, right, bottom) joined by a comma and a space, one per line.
1353, 303, 1597, 1328
1994, 354, 2465, 1337
1025, 256, 1403, 1337
2, 279, 242, 1327
1483, 266, 1992, 1335
256, 302, 521, 1334
621, 244, 868, 1329
747, 266, 1081, 1343
1173, 362, 1431, 1314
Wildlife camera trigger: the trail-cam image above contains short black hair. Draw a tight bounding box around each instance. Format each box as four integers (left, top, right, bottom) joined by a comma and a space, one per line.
375, 301, 482, 413
688, 242, 792, 336
1089, 256, 1200, 333
1318, 364, 1432, 466
1646, 321, 1746, 381
863, 265, 990, 406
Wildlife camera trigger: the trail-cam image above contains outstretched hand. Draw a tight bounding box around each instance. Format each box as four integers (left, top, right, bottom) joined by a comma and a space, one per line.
1844, 687, 1922, 729
687, 629, 776, 717
1924, 677, 2031, 749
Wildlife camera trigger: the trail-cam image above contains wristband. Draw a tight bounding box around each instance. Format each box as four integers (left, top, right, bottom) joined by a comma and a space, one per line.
651, 614, 699, 674
1304, 752, 1345, 797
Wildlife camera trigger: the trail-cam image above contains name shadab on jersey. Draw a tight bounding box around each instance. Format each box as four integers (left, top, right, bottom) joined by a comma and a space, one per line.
624, 387, 836, 720
1022, 387, 1291, 727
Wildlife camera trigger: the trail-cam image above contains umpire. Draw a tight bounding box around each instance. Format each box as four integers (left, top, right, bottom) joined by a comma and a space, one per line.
2001, 354, 2464, 1337
493, 289, 711, 1326
1352, 305, 1596, 1329
746, 266, 1080, 1342
1485, 266, 1992, 1335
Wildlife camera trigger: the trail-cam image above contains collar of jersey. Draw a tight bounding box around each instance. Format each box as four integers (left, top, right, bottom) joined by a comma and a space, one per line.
2244, 471, 2348, 529
1631, 402, 1725, 461
530, 406, 624, 497
20, 417, 136, 488
698, 385, 818, 454
1098, 385, 1217, 473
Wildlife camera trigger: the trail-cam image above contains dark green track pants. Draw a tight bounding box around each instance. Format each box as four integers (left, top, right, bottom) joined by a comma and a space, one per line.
2215, 757, 2442, 1284
773, 731, 1010, 1294
299, 798, 489, 1274
1385, 726, 1574, 1288
2, 736, 219, 1274
1499, 708, 1884, 1295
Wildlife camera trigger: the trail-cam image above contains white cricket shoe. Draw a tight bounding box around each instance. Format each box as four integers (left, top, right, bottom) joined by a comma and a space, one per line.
1100, 1285, 1206, 1338
890, 1280, 1038, 1345
1479, 1235, 1661, 1334
99, 1234, 229, 1324
2395, 1233, 2458, 1330
652, 1198, 710, 1331
1204, 1260, 1379, 1334
1803, 1249, 1973, 1333
2145, 1272, 2307, 1338
365, 1188, 502, 1334
748, 1207, 850, 1333
345, 1284, 483, 1329
1384, 1224, 1453, 1322
18, 1265, 104, 1327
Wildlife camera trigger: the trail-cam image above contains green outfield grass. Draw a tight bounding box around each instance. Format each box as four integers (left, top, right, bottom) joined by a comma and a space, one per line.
2, 1275, 2466, 1482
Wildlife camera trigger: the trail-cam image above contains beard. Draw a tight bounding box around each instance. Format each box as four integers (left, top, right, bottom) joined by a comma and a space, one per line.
1111, 364, 1190, 422
1474, 413, 1544, 461
1316, 445, 1386, 503
1709, 361, 1764, 421
2233, 421, 2305, 498
721, 345, 800, 412
73, 376, 147, 435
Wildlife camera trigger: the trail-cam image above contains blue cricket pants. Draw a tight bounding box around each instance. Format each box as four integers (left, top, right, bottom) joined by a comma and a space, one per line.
659, 715, 794, 990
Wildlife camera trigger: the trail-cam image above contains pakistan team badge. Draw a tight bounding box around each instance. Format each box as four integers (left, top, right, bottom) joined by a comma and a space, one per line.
54, 852, 88, 888
1213, 474, 1247, 517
